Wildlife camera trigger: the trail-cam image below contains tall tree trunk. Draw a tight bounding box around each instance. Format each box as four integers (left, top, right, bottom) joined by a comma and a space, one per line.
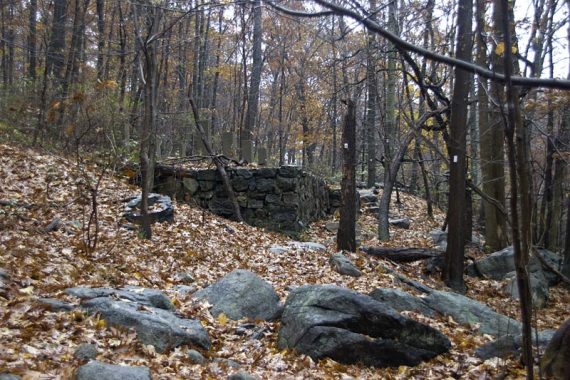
481, 0, 508, 251
378, 0, 399, 241
330, 15, 338, 174
555, 3, 570, 274
134, 0, 162, 240
497, 0, 534, 374
365, 23, 377, 188
242, 0, 262, 159
96, 0, 106, 80
443, 0, 473, 292
46, 0, 67, 84
27, 0, 37, 80
563, 196, 570, 278
337, 100, 357, 252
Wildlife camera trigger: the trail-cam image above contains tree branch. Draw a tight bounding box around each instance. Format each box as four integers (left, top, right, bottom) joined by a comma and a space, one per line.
267, 0, 570, 90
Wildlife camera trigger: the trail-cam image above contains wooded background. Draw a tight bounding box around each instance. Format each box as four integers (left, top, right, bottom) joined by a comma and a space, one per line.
0, 1, 568, 267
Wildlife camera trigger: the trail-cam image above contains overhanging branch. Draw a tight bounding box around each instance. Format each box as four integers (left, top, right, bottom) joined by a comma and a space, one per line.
267, 0, 570, 90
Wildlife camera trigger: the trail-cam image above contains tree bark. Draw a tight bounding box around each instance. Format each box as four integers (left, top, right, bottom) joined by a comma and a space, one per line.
242, 0, 262, 159
27, 0, 37, 80
96, 0, 106, 80
46, 0, 67, 83
365, 1, 377, 188
337, 100, 357, 252
478, 0, 508, 252
498, 0, 534, 374
443, 0, 472, 293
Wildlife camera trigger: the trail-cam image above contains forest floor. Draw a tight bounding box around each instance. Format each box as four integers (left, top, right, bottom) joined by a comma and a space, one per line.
0, 142, 568, 379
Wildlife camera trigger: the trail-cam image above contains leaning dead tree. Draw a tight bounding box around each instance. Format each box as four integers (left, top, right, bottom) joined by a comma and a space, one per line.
188, 98, 244, 223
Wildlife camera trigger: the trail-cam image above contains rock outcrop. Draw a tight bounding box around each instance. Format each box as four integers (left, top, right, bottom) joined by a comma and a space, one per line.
277, 285, 451, 367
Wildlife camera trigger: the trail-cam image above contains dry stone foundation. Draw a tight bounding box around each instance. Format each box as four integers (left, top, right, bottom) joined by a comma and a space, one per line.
154, 166, 332, 235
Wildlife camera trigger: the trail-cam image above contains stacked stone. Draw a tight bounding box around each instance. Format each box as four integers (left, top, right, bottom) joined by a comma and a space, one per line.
155, 166, 331, 235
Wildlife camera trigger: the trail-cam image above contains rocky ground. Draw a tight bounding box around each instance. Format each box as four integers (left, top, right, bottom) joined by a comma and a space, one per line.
0, 143, 568, 379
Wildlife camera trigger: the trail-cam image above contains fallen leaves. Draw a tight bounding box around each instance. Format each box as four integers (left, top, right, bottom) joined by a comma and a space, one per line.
0, 142, 568, 379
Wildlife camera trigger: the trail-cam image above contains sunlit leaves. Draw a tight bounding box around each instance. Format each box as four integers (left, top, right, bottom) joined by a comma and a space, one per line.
494, 42, 518, 56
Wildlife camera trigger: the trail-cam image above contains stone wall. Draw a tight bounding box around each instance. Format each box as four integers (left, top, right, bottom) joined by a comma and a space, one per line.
154, 166, 331, 235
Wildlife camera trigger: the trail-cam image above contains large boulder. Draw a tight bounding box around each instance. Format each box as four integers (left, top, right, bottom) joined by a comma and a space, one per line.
503, 270, 549, 308
194, 269, 281, 321
82, 297, 210, 353
475, 330, 555, 360
277, 285, 451, 367
76, 361, 151, 380
67, 286, 210, 353
423, 290, 521, 336
66, 286, 174, 310
329, 252, 362, 277
536, 248, 563, 286
541, 318, 570, 379
368, 288, 436, 318
466, 246, 560, 285
389, 218, 411, 229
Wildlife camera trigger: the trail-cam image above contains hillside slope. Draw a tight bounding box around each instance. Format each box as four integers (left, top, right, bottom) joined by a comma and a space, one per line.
0, 144, 567, 379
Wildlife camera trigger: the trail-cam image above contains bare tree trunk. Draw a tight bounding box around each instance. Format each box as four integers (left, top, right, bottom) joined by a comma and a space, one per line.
134, 0, 162, 240
563, 196, 570, 278
478, 0, 508, 252
498, 0, 534, 374
337, 100, 357, 252
330, 15, 338, 174
46, 0, 67, 83
365, 1, 377, 188
96, 0, 105, 80
443, 0, 472, 293
27, 0, 37, 80
242, 0, 262, 159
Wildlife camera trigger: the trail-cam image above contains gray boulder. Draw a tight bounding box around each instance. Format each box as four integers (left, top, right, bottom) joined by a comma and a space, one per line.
277, 285, 451, 367
187, 349, 206, 364
389, 218, 411, 229
172, 285, 197, 295
288, 242, 326, 251
228, 371, 257, 380
423, 290, 521, 336
37, 298, 75, 312
536, 248, 562, 286
504, 270, 549, 308
82, 297, 210, 353
76, 361, 151, 380
368, 288, 436, 318
542, 318, 570, 379
66, 286, 174, 311
430, 230, 447, 244
358, 189, 378, 204
0, 269, 9, 297
475, 330, 555, 360
73, 343, 98, 361
0, 374, 21, 380
269, 245, 288, 254
174, 272, 195, 284
194, 270, 281, 321
329, 252, 362, 277
466, 246, 560, 284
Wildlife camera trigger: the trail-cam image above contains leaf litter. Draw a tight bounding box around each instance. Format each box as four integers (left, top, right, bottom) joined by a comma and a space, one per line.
0, 143, 568, 379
